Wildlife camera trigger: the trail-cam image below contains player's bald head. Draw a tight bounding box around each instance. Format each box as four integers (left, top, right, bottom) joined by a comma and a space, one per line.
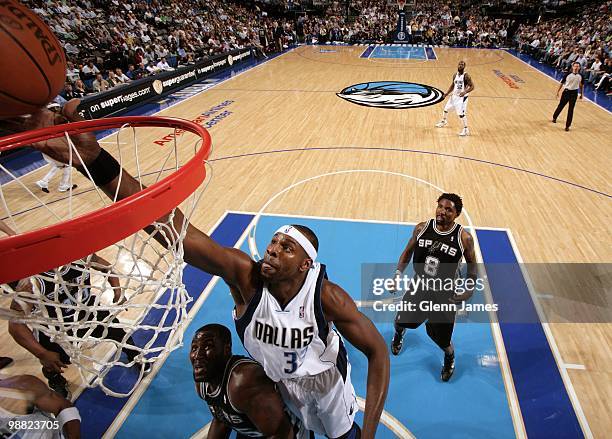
194, 323, 232, 348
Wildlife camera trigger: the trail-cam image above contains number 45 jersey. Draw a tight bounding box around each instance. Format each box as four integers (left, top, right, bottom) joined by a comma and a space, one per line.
234, 263, 348, 382
414, 219, 465, 282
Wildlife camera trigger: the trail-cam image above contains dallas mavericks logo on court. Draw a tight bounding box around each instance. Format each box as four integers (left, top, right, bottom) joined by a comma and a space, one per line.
337, 81, 444, 109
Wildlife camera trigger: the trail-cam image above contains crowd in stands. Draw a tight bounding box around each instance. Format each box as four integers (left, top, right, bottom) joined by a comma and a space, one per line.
24, 0, 610, 99
23, 0, 297, 98
295, 1, 512, 48
514, 1, 612, 93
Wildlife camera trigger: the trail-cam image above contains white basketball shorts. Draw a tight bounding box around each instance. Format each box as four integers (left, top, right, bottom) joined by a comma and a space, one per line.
444, 94, 469, 116
278, 363, 357, 438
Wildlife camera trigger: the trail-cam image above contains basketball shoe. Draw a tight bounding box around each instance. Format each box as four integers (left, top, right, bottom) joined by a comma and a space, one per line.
391, 328, 405, 356
441, 352, 455, 382
435, 120, 448, 128
459, 128, 470, 136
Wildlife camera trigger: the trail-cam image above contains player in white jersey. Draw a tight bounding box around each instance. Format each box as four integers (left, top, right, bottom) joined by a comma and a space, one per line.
24, 100, 390, 439
230, 225, 388, 438
234, 234, 355, 437
0, 374, 81, 438
435, 60, 475, 136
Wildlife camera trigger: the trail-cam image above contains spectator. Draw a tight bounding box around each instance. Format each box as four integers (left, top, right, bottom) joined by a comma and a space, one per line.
81, 60, 100, 81
156, 57, 174, 72
66, 62, 80, 83
585, 56, 603, 83
92, 73, 110, 93
73, 79, 87, 97
106, 71, 120, 87
60, 83, 77, 100
115, 68, 131, 83
125, 64, 137, 80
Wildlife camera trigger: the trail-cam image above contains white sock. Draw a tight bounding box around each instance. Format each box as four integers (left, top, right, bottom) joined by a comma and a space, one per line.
442, 111, 448, 121
462, 116, 468, 128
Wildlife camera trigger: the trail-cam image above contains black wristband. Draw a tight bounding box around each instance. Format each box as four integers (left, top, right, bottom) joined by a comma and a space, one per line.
76, 148, 121, 186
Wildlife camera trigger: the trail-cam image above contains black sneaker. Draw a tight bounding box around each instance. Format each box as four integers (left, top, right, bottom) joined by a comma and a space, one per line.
391, 330, 404, 356
441, 352, 455, 382
46, 372, 70, 398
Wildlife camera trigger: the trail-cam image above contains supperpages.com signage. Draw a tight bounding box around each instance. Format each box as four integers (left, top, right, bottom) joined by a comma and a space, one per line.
78, 48, 253, 119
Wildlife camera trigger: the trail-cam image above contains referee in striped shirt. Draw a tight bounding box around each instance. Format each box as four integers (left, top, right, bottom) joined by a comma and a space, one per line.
552, 62, 584, 131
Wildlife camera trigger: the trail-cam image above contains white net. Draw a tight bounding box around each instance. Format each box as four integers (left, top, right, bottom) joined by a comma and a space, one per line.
0, 117, 210, 397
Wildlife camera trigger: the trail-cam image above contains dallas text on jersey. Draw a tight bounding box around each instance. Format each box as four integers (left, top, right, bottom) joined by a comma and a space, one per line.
254, 320, 314, 349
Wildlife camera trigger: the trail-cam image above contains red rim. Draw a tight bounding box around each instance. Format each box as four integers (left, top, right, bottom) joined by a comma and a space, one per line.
0, 116, 211, 284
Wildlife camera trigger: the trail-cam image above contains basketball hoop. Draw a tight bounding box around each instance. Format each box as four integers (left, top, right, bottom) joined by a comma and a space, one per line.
0, 116, 211, 397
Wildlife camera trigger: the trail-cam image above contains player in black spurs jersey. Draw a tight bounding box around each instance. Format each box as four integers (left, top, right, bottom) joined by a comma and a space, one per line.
190, 324, 308, 439
390, 194, 478, 382
8, 255, 149, 398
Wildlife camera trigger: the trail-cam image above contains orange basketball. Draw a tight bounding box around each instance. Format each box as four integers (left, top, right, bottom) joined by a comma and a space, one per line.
0, 0, 66, 118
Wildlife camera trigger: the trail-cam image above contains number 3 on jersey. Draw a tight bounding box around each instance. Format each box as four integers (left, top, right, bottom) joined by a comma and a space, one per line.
284, 351, 298, 373
424, 255, 440, 276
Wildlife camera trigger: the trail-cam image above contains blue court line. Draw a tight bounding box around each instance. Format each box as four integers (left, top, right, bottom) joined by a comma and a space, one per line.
477, 230, 583, 438
360, 45, 375, 58
505, 49, 612, 113
425, 47, 437, 60
74, 212, 254, 438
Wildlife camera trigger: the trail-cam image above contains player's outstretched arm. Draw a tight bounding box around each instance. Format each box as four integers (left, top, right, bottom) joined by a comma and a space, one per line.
229, 363, 296, 439
0, 375, 81, 439
8, 282, 67, 373
25, 100, 254, 291
322, 281, 390, 439
395, 221, 427, 274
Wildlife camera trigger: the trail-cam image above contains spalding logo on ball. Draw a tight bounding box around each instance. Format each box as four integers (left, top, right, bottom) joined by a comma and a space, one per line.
0, 0, 67, 118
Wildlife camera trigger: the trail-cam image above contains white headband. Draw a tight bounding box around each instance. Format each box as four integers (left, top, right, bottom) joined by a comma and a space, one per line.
274, 225, 317, 261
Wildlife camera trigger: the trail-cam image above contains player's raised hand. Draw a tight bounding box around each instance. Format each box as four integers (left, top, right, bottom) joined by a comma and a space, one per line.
389, 270, 402, 295
37, 350, 67, 374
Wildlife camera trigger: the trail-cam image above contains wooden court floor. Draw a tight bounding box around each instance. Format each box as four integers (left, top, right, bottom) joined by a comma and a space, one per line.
1, 46, 611, 437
